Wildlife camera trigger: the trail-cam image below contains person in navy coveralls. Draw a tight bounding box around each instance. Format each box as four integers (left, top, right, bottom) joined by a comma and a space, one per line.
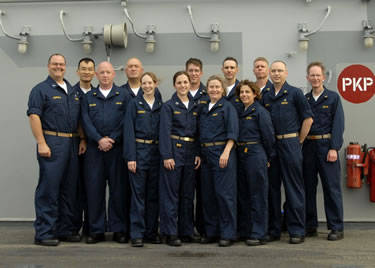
261, 61, 313, 244
122, 57, 162, 101
221, 57, 241, 113
185, 58, 207, 238
72, 57, 95, 237
124, 72, 163, 247
27, 53, 86, 246
253, 57, 273, 97
159, 71, 201, 246
303, 62, 345, 241
253, 56, 288, 233
81, 62, 130, 244
199, 75, 239, 247
235, 80, 275, 246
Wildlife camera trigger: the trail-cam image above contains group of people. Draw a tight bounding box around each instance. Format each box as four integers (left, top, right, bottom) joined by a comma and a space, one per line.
27, 53, 345, 248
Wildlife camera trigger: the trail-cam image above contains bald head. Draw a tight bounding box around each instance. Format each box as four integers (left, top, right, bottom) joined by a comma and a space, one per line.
125, 57, 144, 80
96, 61, 115, 89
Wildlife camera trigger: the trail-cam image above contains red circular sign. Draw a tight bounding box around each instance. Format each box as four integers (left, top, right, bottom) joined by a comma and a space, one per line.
337, 64, 375, 104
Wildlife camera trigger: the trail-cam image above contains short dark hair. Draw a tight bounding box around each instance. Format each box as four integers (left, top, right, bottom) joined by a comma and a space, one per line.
185, 58, 203, 71
235, 80, 261, 101
78, 58, 95, 69
173, 71, 191, 85
307, 61, 326, 75
223, 57, 238, 67
48, 53, 66, 64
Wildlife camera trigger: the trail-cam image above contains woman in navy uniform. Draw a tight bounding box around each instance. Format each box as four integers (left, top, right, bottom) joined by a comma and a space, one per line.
199, 75, 239, 247
159, 71, 201, 246
124, 72, 163, 247
235, 80, 275, 246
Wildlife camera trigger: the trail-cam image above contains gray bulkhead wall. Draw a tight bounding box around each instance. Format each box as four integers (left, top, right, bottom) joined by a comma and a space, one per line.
0, 0, 373, 220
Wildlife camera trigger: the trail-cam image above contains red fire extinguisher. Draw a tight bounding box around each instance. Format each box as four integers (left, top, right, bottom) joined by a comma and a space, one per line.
346, 142, 369, 188
367, 147, 375, 202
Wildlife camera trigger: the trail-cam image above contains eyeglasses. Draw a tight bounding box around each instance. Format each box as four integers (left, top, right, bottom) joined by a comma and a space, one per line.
50, 62, 66, 67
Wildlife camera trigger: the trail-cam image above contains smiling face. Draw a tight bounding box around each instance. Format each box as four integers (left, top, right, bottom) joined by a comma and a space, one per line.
141, 74, 156, 97
307, 65, 325, 91
207, 79, 224, 103
48, 55, 66, 82
239, 85, 256, 106
77, 61, 95, 84
270, 61, 288, 86
186, 63, 203, 87
174, 74, 190, 98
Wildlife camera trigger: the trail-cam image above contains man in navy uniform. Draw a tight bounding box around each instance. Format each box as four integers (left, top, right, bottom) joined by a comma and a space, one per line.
303, 62, 344, 241
72, 58, 96, 236
27, 53, 86, 246
221, 57, 242, 112
122, 57, 162, 100
262, 60, 313, 244
253, 57, 273, 97
185, 58, 206, 238
81, 61, 130, 244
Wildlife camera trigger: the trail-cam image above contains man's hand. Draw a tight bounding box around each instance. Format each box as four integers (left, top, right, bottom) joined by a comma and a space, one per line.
79, 139, 87, 155
98, 137, 114, 152
327, 149, 338, 162
38, 143, 51, 158
128, 161, 137, 173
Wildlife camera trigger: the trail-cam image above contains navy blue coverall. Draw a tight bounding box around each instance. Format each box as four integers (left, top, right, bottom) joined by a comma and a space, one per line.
225, 79, 242, 113
262, 82, 313, 237
237, 100, 275, 240
303, 88, 344, 232
72, 82, 90, 235
27, 76, 81, 241
124, 94, 162, 240
189, 82, 207, 236
159, 93, 200, 237
81, 84, 130, 234
199, 97, 239, 240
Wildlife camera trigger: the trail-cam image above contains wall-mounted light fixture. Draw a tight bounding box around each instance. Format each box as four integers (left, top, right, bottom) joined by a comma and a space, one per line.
59, 10, 95, 54
187, 5, 220, 52
362, 20, 375, 48
122, 1, 156, 53
298, 5, 331, 51
60, 10, 128, 54
0, 10, 31, 54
